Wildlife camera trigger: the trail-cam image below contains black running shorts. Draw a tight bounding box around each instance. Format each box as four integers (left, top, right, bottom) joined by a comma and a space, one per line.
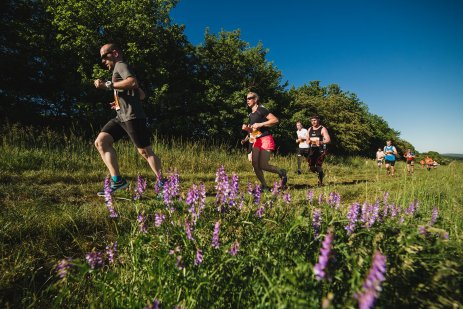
101, 118, 151, 148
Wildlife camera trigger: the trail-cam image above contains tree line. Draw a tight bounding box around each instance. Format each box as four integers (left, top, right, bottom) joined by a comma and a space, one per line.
1, 0, 414, 156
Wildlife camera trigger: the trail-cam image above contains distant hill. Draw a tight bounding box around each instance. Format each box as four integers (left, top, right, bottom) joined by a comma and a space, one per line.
442, 153, 463, 160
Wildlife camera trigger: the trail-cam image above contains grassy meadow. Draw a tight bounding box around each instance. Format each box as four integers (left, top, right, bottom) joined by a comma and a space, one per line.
1, 125, 462, 308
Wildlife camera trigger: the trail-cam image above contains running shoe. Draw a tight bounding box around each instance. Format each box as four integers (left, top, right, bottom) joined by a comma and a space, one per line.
97, 178, 129, 197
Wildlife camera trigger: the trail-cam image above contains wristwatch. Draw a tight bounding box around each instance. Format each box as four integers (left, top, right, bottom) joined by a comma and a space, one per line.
105, 81, 113, 90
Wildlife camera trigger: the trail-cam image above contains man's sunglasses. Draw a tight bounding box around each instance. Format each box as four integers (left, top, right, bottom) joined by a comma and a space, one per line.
101, 51, 113, 60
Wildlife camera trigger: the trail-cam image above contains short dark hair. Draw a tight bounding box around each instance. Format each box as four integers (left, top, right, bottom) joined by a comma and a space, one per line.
310, 116, 319, 120
106, 43, 122, 53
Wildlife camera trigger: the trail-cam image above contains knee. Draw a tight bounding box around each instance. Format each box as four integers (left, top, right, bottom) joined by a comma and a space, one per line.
138, 147, 153, 159
94, 137, 107, 152
309, 166, 317, 173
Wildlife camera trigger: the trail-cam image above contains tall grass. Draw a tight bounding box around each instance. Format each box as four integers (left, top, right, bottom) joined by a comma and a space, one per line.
1, 125, 462, 308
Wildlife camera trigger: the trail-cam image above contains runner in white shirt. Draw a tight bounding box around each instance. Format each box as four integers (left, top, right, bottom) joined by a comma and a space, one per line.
295, 122, 309, 174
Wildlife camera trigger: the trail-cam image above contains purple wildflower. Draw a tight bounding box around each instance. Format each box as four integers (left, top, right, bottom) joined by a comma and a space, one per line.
229, 173, 240, 207
85, 251, 104, 269
418, 226, 427, 235
355, 251, 387, 309
271, 181, 281, 196
253, 184, 262, 205
383, 192, 389, 205
55, 258, 73, 279
185, 219, 194, 240
215, 165, 230, 209
133, 175, 147, 200
137, 213, 148, 233
105, 242, 118, 264
255, 205, 265, 218
318, 193, 324, 205
229, 241, 240, 256
154, 212, 165, 227
104, 177, 118, 218
144, 299, 160, 309
194, 249, 203, 266
212, 221, 220, 249
312, 208, 322, 237
246, 182, 254, 195
313, 229, 334, 281
283, 191, 291, 204
345, 202, 360, 235
430, 207, 438, 226
163, 171, 180, 207
405, 199, 418, 216
306, 189, 314, 203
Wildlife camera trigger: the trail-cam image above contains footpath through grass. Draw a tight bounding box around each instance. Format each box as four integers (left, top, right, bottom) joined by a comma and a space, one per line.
1, 127, 462, 308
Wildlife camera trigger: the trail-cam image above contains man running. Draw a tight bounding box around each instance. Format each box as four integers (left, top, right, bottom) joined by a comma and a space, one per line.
376, 147, 385, 168
242, 92, 287, 190
383, 140, 398, 176
403, 149, 415, 174
94, 43, 163, 196
295, 121, 309, 174
306, 116, 330, 186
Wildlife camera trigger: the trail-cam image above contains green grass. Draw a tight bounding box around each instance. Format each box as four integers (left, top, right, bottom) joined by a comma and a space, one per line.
1, 126, 462, 308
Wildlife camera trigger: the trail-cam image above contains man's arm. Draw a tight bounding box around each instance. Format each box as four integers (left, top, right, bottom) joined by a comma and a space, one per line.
321, 127, 331, 144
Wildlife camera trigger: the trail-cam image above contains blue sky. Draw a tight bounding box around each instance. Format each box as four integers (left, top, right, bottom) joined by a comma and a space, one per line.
171, 0, 463, 154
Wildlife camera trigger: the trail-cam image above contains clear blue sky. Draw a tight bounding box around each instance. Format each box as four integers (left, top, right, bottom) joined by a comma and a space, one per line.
171, 0, 463, 154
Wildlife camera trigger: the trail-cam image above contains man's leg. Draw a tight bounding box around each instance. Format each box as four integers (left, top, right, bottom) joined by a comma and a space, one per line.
138, 146, 162, 180
95, 132, 120, 177
297, 152, 302, 174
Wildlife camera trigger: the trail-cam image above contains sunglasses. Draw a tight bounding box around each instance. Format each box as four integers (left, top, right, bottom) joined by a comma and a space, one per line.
246, 96, 256, 100
100, 51, 113, 60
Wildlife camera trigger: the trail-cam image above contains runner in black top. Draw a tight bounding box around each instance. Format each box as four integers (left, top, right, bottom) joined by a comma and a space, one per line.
94, 43, 163, 196
306, 116, 330, 186
241, 92, 287, 189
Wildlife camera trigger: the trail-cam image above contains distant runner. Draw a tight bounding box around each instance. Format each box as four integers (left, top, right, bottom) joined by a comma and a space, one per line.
383, 140, 398, 176
306, 116, 330, 186
295, 121, 309, 174
376, 147, 385, 168
403, 149, 415, 174
242, 92, 287, 190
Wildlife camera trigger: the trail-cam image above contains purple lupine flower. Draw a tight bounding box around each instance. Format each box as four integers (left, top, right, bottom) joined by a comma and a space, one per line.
133, 175, 147, 200
312, 208, 322, 237
253, 184, 262, 205
355, 251, 387, 309
144, 299, 160, 309
85, 251, 104, 269
442, 232, 449, 239
228, 173, 240, 207
55, 258, 73, 279
367, 200, 380, 228
405, 199, 418, 216
215, 165, 230, 209
383, 192, 389, 205
313, 229, 334, 281
271, 181, 281, 196
229, 241, 240, 256
306, 189, 314, 204
104, 177, 118, 218
247, 182, 254, 195
212, 221, 220, 249
194, 249, 203, 266
255, 205, 265, 218
163, 171, 180, 207
199, 182, 206, 212
345, 202, 360, 235
361, 201, 369, 225
389, 203, 398, 219
137, 213, 148, 233
430, 207, 438, 225
185, 219, 194, 240
283, 191, 291, 204
318, 193, 324, 205
238, 194, 244, 210
398, 216, 405, 224
334, 193, 341, 209
105, 242, 118, 264
418, 226, 427, 235
154, 212, 165, 227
